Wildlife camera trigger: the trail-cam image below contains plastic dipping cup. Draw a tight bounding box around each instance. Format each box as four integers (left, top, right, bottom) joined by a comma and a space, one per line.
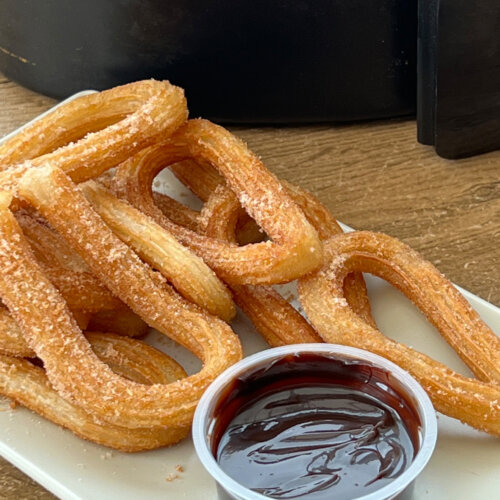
193, 344, 437, 500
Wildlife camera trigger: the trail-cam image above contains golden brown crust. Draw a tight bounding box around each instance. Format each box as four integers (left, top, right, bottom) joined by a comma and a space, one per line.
1, 77, 498, 448
80, 181, 235, 322
0, 305, 148, 358
170, 160, 265, 245
0, 165, 243, 433
0, 333, 191, 451
298, 231, 500, 435
86, 308, 149, 339
172, 160, 374, 327
0, 80, 188, 195
152, 191, 201, 232
113, 119, 323, 285
175, 171, 373, 346
13, 212, 127, 312
0, 308, 35, 358
170, 159, 222, 201
15, 211, 89, 272
198, 184, 321, 346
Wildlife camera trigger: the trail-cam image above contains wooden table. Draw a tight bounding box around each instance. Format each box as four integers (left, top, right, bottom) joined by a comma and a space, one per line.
0, 75, 498, 499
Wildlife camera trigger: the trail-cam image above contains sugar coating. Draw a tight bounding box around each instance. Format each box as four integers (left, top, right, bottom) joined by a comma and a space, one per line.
0, 164, 242, 432
112, 119, 323, 286
298, 231, 500, 435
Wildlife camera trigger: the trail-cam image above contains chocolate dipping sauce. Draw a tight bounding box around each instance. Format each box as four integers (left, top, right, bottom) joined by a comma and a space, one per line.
212, 353, 422, 500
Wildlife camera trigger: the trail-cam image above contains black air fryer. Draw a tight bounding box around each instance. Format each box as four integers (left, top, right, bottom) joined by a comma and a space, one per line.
0, 0, 417, 123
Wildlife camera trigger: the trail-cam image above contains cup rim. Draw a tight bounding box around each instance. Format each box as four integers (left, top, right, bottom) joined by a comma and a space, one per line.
193, 343, 438, 500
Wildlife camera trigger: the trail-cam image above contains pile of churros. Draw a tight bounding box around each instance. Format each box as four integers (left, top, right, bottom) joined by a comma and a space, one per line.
0, 80, 498, 452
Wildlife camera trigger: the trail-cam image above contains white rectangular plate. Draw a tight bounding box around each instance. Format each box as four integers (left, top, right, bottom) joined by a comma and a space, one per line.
1, 95, 499, 500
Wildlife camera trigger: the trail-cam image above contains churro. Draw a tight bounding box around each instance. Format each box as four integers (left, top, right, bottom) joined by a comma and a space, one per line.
298, 231, 500, 435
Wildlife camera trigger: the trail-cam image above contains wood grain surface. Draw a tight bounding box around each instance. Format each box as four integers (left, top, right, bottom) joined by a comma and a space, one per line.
0, 74, 498, 499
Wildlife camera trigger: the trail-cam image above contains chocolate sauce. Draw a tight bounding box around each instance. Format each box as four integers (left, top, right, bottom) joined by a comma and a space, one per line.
212, 353, 421, 499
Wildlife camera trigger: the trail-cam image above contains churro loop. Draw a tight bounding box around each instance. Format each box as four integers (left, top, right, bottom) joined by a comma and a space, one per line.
113, 119, 323, 285
2, 167, 242, 430
0, 80, 188, 193
0, 333, 190, 451
298, 231, 500, 435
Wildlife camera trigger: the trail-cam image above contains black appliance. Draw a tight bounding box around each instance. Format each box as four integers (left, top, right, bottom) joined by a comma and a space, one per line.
0, 0, 417, 123
417, 0, 500, 158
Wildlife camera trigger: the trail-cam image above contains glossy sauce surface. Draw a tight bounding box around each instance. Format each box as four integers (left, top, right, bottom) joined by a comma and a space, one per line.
213, 353, 421, 499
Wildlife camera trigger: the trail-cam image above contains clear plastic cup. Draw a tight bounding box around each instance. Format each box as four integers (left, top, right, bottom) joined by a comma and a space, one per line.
193, 344, 437, 500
